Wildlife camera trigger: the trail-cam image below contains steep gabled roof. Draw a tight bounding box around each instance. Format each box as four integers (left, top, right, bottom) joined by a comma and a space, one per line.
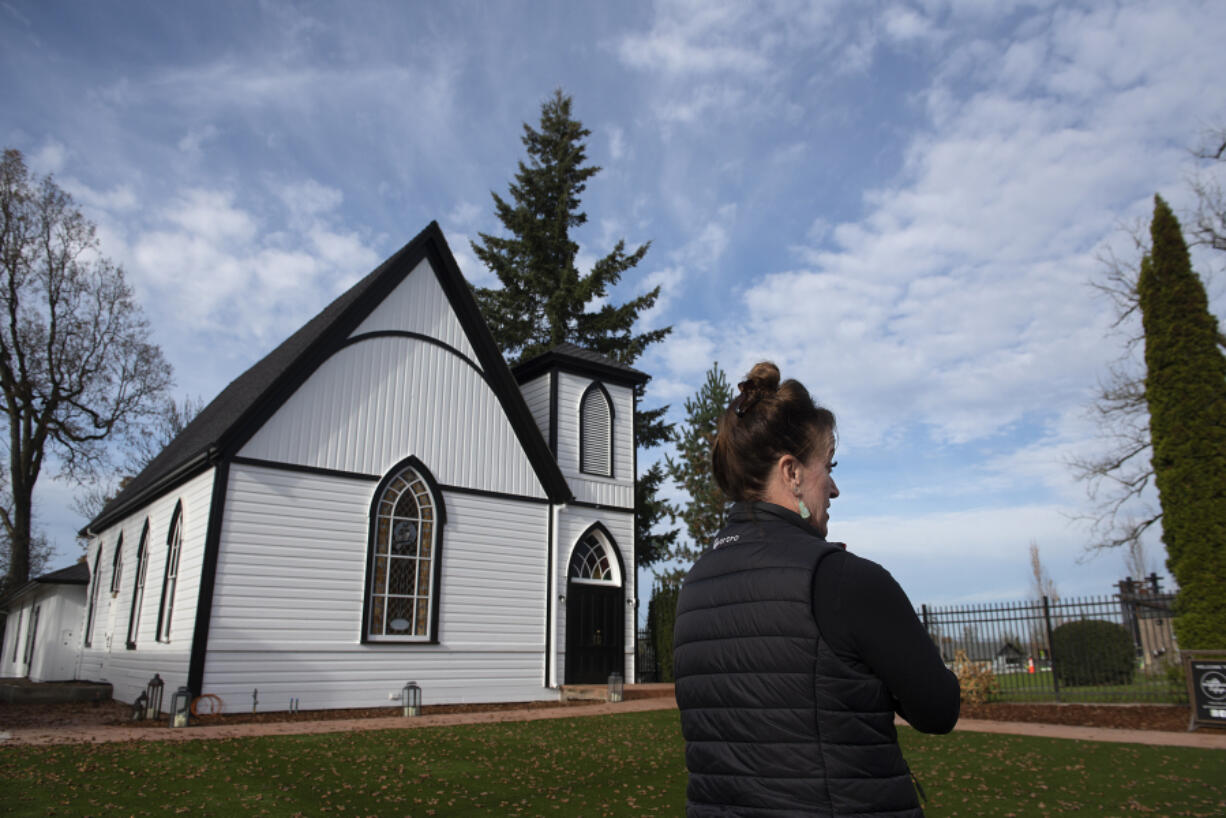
85, 222, 571, 535
513, 341, 649, 387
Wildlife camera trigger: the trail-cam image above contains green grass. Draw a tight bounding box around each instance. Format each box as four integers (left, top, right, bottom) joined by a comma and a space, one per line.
0, 710, 1223, 816
993, 668, 1187, 703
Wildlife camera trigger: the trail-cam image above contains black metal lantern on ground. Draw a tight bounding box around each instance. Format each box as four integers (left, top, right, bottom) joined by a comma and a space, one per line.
608, 671, 624, 703
170, 686, 191, 728
402, 681, 421, 717
144, 673, 164, 720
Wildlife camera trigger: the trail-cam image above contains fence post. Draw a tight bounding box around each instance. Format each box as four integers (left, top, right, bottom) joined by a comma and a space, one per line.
1043, 595, 1060, 701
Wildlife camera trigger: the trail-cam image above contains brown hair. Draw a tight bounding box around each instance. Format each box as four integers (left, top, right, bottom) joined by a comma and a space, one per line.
711, 362, 836, 502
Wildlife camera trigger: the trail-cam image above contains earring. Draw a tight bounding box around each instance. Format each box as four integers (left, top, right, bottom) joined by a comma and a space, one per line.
794, 486, 811, 519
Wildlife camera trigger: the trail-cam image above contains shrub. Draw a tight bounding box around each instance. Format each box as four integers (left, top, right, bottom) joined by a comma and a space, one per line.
647, 582, 679, 683
1051, 619, 1136, 686
952, 649, 1000, 704
1165, 661, 1190, 704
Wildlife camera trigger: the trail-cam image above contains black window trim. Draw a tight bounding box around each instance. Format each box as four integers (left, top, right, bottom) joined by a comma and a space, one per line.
110, 532, 124, 595
83, 547, 103, 648
126, 519, 151, 649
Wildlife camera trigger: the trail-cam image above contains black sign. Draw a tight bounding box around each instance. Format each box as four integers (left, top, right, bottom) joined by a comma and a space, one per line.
1189, 659, 1226, 727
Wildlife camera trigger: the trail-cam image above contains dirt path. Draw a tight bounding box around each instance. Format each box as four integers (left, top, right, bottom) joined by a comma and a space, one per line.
2, 697, 1224, 750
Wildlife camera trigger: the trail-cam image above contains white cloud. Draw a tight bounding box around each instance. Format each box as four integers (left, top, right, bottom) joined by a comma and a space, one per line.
278, 179, 343, 219
659, 0, 1226, 448
177, 123, 219, 156
28, 139, 67, 174
608, 126, 626, 161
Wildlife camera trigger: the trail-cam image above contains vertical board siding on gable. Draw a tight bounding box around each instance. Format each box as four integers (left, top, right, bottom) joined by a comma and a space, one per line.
519, 373, 551, 442
203, 463, 551, 709
554, 508, 636, 682
347, 257, 477, 363
555, 372, 634, 507
238, 338, 545, 499
74, 468, 216, 704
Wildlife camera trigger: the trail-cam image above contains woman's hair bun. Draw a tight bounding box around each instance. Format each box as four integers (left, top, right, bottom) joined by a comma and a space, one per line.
739, 362, 780, 394
734, 362, 780, 417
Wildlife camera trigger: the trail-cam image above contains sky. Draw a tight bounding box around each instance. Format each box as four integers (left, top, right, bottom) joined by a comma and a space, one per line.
3, 0, 1224, 610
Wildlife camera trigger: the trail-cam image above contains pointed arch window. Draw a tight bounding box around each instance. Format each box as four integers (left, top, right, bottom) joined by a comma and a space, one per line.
568, 529, 621, 587
580, 382, 614, 477
365, 460, 445, 643
110, 533, 124, 595
157, 503, 184, 643
126, 520, 150, 649
83, 548, 103, 648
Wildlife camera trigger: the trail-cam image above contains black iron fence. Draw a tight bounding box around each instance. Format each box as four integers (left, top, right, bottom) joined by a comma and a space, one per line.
636, 628, 659, 683
917, 575, 1182, 703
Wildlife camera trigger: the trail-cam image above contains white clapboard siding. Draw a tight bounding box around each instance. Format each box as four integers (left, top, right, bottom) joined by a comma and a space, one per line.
202, 462, 552, 709
348, 257, 477, 362
75, 468, 216, 703
554, 372, 634, 507
0, 588, 86, 682
238, 337, 546, 499
519, 372, 551, 442
553, 508, 636, 683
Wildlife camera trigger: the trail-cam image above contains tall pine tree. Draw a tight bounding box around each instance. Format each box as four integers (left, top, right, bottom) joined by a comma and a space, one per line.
1138, 195, 1226, 650
661, 363, 734, 583
472, 90, 676, 565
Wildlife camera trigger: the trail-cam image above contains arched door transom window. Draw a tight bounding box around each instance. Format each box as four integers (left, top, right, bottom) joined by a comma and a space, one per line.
568, 533, 620, 586
368, 465, 439, 641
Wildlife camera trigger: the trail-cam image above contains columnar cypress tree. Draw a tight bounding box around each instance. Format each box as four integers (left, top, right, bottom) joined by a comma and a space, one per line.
661, 363, 734, 582
472, 90, 675, 566
1138, 195, 1226, 650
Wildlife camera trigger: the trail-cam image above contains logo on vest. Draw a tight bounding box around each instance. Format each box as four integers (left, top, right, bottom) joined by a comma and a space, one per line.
713, 534, 740, 549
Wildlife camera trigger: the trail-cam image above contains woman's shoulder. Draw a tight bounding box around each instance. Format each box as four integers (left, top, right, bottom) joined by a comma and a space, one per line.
828, 549, 904, 595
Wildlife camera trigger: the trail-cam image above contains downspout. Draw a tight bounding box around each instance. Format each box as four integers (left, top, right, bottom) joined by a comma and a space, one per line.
548, 502, 567, 689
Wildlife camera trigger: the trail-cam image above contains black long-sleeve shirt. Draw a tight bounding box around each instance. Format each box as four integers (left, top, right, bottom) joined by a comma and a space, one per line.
813, 548, 961, 733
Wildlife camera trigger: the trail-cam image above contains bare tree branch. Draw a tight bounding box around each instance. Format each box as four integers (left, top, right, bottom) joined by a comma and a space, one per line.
0, 148, 172, 588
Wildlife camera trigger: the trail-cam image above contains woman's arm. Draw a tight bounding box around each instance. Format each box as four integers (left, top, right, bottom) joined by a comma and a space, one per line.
815, 552, 960, 734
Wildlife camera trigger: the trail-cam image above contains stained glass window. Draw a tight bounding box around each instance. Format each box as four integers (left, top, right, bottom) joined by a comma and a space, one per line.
569, 533, 616, 584
368, 465, 437, 640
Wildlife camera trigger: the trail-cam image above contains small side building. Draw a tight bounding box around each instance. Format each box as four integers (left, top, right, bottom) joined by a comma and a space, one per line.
0, 563, 90, 682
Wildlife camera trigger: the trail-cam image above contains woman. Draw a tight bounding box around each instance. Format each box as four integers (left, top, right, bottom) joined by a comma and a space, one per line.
674, 362, 959, 817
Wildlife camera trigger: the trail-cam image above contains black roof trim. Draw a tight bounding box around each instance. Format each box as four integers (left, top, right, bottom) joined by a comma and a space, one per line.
513, 342, 649, 387
86, 221, 570, 535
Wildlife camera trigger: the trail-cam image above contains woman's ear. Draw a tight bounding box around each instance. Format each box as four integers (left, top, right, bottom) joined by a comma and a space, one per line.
776, 453, 801, 486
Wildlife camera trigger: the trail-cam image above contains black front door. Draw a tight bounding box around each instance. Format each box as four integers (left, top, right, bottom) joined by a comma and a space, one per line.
565, 583, 623, 684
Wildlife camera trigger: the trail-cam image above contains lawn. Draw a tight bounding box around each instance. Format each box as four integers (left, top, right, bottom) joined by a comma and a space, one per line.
993, 668, 1187, 704
0, 710, 1222, 816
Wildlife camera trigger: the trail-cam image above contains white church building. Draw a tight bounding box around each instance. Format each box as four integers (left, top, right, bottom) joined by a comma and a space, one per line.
1, 222, 644, 712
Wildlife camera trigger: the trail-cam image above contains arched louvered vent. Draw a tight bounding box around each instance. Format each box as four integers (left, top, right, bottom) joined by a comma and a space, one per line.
580, 383, 613, 477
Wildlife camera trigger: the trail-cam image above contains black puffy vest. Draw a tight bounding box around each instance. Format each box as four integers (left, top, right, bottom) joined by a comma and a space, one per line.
674, 504, 922, 817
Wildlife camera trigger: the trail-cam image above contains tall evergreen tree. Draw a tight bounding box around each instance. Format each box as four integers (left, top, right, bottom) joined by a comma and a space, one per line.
472, 90, 676, 565
661, 363, 734, 583
1138, 195, 1226, 650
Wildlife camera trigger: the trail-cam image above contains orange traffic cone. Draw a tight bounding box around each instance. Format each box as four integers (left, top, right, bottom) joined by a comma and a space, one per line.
1027, 657, 1035, 674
